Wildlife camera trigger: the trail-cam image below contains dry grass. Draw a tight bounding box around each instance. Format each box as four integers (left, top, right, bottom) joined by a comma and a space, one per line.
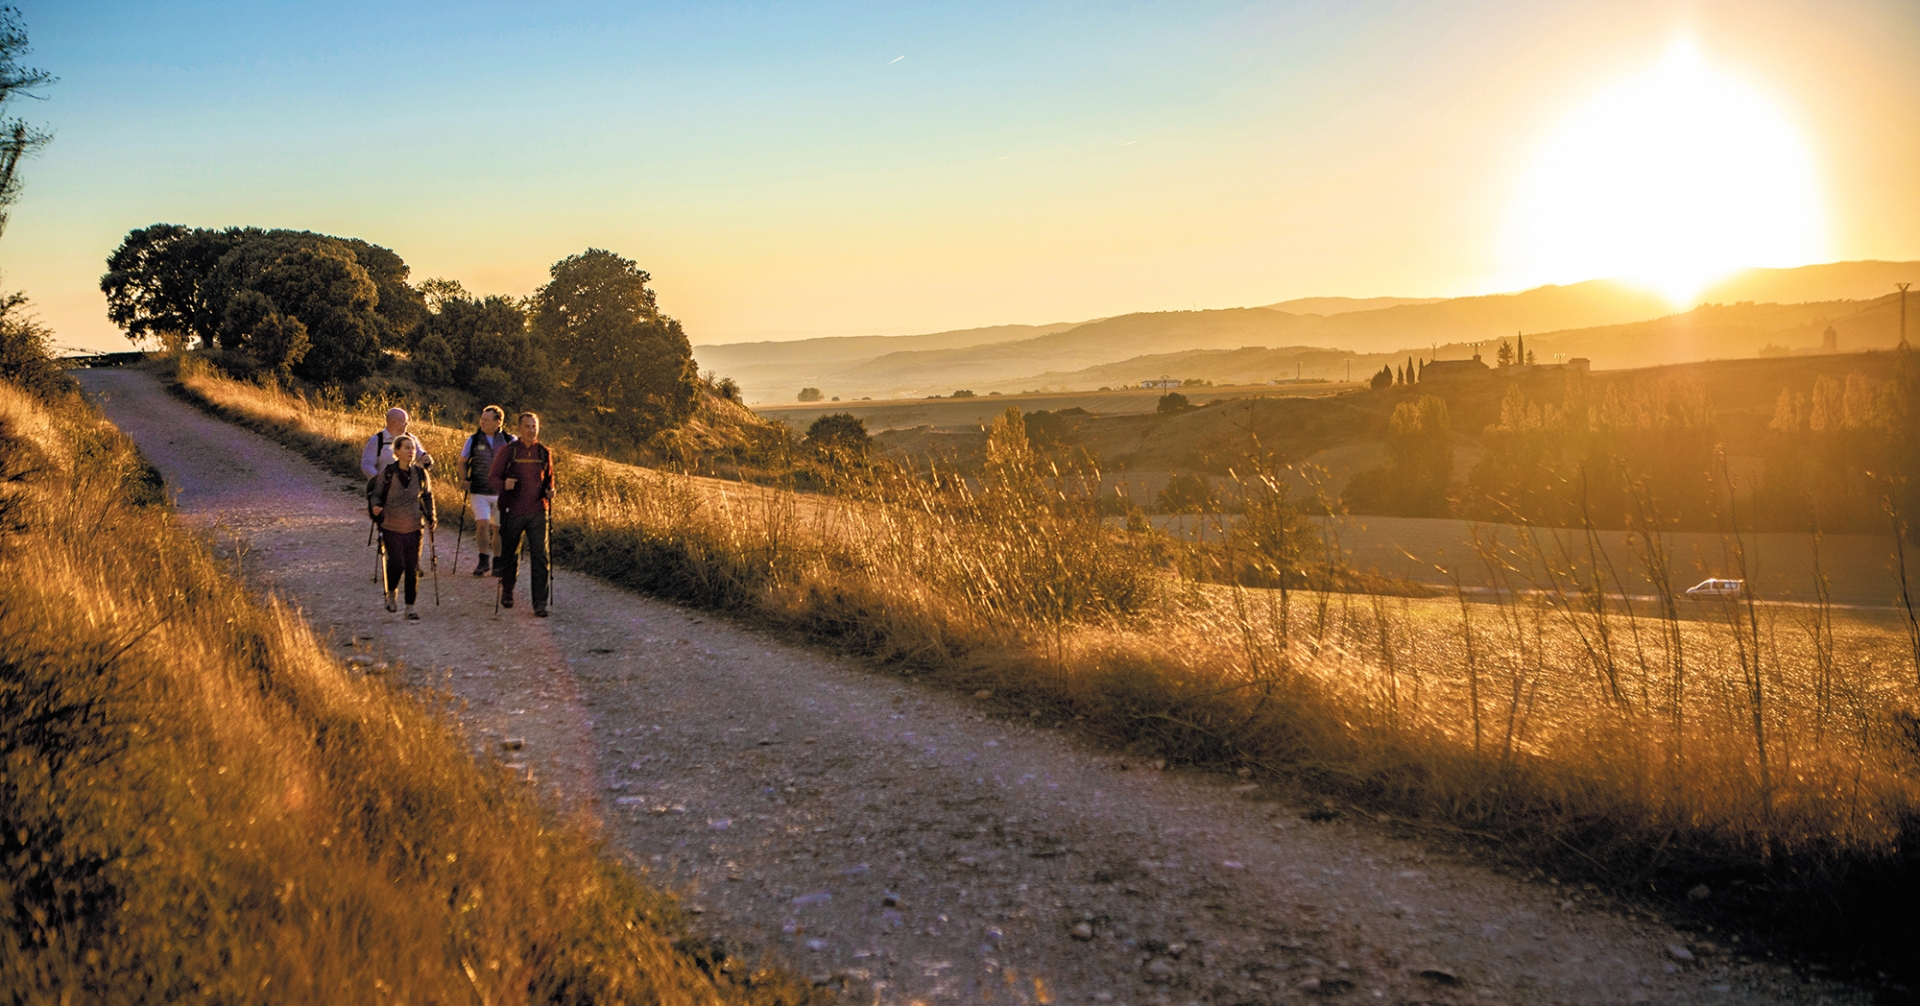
0, 375, 818, 1002
171, 360, 1920, 975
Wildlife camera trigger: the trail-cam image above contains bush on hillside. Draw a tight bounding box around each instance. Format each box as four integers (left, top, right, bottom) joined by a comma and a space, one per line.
0, 290, 71, 399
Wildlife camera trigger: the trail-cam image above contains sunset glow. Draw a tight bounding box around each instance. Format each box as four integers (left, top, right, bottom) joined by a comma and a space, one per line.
1505, 40, 1827, 306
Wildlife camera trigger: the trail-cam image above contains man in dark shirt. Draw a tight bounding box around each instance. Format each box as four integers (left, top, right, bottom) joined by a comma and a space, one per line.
486, 411, 556, 617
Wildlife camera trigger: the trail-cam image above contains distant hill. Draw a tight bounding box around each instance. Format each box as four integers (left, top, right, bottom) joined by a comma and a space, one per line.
1008, 295, 1904, 391
705, 260, 1920, 403
1697, 260, 1920, 307
1261, 295, 1442, 315
691, 322, 1082, 398
821, 280, 1673, 397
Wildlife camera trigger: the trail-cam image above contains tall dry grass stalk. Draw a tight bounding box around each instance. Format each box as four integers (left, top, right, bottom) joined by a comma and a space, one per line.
173, 365, 1920, 942
0, 375, 814, 1002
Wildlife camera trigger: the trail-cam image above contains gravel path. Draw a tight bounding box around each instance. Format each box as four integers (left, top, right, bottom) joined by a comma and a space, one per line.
79, 367, 1864, 1006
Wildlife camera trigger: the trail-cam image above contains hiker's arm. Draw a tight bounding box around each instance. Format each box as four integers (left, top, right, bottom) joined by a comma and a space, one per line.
367, 472, 384, 518
359, 436, 379, 479
422, 473, 437, 528
417, 444, 434, 471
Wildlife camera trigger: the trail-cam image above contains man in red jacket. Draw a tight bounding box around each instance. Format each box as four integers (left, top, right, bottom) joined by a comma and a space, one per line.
487, 411, 555, 617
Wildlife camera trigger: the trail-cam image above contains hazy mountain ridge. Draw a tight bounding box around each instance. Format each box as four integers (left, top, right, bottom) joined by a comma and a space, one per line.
703, 261, 1920, 402
1260, 295, 1444, 314
694, 321, 1083, 370
1006, 297, 1900, 392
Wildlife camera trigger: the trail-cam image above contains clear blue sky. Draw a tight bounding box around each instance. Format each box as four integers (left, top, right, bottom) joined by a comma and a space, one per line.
9, 0, 1919, 351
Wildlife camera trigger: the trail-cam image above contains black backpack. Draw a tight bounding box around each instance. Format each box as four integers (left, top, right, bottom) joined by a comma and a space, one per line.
363, 431, 392, 519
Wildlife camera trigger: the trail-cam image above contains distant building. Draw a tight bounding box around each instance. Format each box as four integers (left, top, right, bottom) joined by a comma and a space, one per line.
1420, 354, 1491, 382
1141, 378, 1182, 390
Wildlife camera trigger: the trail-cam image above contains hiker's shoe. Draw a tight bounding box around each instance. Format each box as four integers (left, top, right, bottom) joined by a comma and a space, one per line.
384, 592, 397, 613
472, 555, 490, 577
405, 608, 421, 621
499, 587, 514, 609
534, 607, 549, 618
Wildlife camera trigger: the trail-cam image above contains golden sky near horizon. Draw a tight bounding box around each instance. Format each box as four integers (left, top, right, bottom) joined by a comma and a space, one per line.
7, 1, 1919, 352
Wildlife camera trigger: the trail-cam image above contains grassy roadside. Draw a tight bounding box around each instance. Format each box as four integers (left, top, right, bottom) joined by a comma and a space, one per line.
0, 374, 818, 1001
165, 357, 1920, 992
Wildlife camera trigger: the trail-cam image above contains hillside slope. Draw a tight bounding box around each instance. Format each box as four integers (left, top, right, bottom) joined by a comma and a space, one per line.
0, 376, 801, 1003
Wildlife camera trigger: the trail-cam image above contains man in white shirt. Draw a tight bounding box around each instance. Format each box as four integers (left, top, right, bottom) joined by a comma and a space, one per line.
360, 407, 434, 479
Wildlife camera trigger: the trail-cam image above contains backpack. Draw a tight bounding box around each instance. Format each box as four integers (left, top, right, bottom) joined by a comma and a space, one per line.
364, 431, 391, 519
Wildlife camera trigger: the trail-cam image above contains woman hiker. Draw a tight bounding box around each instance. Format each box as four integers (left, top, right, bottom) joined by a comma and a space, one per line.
458, 404, 515, 576
369, 433, 438, 620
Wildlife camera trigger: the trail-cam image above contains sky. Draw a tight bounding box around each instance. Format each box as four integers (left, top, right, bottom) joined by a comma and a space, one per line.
7, 0, 1920, 353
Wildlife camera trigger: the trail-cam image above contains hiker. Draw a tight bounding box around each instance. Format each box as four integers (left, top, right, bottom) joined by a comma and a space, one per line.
360, 407, 434, 479
369, 434, 437, 620
458, 405, 515, 576
487, 411, 554, 618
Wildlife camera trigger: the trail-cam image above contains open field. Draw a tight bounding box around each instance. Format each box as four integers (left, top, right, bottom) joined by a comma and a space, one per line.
167, 360, 1920, 988
1127, 513, 1914, 611
0, 375, 812, 1002
755, 382, 1354, 433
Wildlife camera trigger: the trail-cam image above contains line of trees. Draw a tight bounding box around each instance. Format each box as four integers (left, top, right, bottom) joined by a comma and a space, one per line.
101, 228, 700, 441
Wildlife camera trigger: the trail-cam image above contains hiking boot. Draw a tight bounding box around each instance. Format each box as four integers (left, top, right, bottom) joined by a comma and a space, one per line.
385, 591, 397, 613
472, 555, 490, 577
405, 607, 420, 621
534, 607, 549, 618
499, 586, 514, 609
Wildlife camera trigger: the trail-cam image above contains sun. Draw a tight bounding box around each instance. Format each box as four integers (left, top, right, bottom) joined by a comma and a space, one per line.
1503, 40, 1826, 306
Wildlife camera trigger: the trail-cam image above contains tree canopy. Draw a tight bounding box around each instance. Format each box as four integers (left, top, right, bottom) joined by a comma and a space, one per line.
101, 225, 420, 382
0, 6, 52, 240
531, 248, 697, 440
416, 292, 549, 405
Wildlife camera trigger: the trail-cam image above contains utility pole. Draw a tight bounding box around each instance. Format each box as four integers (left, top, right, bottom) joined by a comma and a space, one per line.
1900, 282, 1912, 348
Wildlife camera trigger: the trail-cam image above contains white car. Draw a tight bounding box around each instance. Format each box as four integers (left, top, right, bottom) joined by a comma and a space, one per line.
1685, 578, 1745, 600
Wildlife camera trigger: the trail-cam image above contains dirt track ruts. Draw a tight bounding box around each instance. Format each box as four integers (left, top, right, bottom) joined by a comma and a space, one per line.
79, 367, 1864, 1006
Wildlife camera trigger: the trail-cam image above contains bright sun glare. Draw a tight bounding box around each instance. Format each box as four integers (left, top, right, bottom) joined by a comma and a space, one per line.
1506, 40, 1826, 306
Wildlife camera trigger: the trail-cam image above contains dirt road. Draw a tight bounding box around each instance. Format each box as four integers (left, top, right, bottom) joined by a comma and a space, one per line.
79, 367, 1861, 1006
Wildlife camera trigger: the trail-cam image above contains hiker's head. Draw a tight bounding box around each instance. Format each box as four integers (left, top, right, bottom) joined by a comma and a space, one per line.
517, 411, 540, 443
385, 407, 408, 434
479, 405, 504, 434
393, 434, 418, 467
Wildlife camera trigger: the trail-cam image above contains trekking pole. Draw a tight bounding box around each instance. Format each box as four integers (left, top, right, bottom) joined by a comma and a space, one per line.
429, 523, 440, 607
544, 497, 554, 613
493, 522, 504, 616
376, 526, 390, 602
452, 485, 467, 579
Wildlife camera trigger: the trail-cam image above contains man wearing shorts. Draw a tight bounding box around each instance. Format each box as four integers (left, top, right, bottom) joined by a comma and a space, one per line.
459, 405, 515, 576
